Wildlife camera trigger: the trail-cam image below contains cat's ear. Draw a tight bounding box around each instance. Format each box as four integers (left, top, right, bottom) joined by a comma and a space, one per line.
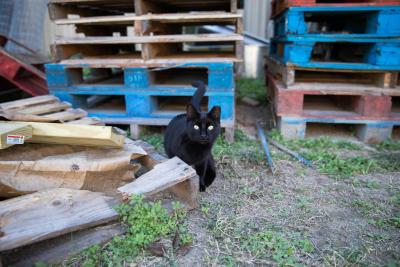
187, 104, 199, 120
208, 106, 221, 121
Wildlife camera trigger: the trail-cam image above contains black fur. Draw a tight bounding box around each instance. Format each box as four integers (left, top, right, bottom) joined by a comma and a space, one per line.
164, 81, 221, 192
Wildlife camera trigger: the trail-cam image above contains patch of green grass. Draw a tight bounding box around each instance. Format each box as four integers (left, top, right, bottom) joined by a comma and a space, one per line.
241, 230, 314, 267
269, 129, 362, 151
269, 129, 400, 178
140, 133, 164, 152
236, 78, 267, 103
374, 140, 400, 151
67, 196, 191, 266
213, 130, 264, 163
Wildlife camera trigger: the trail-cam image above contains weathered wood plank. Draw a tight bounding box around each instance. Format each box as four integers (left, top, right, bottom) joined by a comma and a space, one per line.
118, 156, 197, 196
0, 121, 125, 147
0, 123, 33, 149
0, 95, 58, 111
0, 188, 119, 251
19, 101, 71, 115
125, 139, 199, 209
54, 12, 241, 25
1, 223, 125, 267
55, 33, 243, 44
66, 116, 105, 125
43, 108, 88, 122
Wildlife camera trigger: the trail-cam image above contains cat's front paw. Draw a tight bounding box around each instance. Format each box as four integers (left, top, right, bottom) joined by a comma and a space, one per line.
199, 184, 206, 192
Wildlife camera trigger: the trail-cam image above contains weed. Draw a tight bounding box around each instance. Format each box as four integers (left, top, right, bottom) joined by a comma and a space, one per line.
268, 130, 400, 178
374, 140, 400, 151
236, 78, 266, 103
140, 133, 164, 152
67, 196, 192, 266
213, 130, 264, 163
241, 230, 313, 266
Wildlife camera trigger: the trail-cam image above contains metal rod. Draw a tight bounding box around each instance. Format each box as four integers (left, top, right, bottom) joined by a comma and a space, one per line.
256, 122, 275, 175
268, 139, 314, 169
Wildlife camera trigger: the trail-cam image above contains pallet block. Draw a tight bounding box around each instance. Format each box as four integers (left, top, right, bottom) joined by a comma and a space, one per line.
270, 38, 400, 70
266, 71, 399, 120
271, 0, 400, 17
274, 6, 400, 38
278, 116, 397, 143
265, 56, 399, 88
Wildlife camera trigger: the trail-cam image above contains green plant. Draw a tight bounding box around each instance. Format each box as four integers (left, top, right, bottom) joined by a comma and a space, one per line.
213, 130, 264, 163
268, 130, 400, 178
236, 78, 267, 103
241, 230, 313, 266
140, 133, 164, 152
374, 140, 400, 151
69, 196, 192, 266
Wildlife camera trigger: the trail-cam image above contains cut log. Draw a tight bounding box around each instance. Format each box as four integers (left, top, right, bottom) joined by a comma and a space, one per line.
1, 223, 125, 267
0, 123, 33, 149
0, 188, 119, 251
0, 121, 125, 147
0, 139, 147, 197
118, 157, 197, 197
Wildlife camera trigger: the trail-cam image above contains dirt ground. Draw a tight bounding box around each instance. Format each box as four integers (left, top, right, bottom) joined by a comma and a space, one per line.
137, 103, 400, 267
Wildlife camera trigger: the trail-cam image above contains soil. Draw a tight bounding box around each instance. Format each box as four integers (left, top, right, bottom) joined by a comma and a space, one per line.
137, 103, 400, 266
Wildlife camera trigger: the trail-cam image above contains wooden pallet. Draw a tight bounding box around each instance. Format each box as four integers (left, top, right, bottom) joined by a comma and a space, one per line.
266, 71, 400, 120
0, 48, 48, 96
0, 95, 104, 125
265, 56, 399, 88
269, 37, 400, 71
271, 0, 400, 17
48, 0, 243, 65
273, 6, 400, 39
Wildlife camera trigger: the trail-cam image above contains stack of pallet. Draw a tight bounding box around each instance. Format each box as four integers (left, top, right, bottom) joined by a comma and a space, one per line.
266, 0, 400, 143
45, 0, 243, 141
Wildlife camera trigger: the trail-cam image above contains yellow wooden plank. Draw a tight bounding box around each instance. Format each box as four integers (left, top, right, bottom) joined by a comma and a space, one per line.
0, 123, 33, 149
0, 122, 124, 147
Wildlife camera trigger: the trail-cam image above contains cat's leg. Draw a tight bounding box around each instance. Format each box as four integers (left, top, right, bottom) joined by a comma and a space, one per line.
204, 155, 216, 188
195, 160, 207, 192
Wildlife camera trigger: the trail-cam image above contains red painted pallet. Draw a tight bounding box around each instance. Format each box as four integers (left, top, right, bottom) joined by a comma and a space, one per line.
266, 71, 400, 121
271, 0, 400, 17
0, 48, 48, 96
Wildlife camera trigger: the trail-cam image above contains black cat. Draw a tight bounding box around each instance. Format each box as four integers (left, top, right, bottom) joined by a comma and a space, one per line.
164, 81, 221, 192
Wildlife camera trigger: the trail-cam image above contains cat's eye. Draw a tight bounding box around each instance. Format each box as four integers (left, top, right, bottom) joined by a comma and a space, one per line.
194, 125, 200, 130
207, 125, 214, 131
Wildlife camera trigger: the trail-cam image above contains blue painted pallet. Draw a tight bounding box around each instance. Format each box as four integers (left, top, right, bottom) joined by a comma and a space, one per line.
51, 89, 235, 122
270, 38, 400, 70
45, 62, 234, 92
278, 116, 400, 142
274, 6, 400, 39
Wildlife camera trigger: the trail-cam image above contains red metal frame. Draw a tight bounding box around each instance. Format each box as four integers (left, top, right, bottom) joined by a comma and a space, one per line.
0, 48, 48, 96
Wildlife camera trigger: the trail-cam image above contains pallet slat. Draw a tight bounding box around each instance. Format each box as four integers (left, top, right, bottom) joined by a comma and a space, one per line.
0, 188, 119, 251
55, 12, 241, 25
55, 33, 243, 44
118, 156, 197, 196
43, 108, 88, 121
0, 95, 59, 111
19, 101, 71, 115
